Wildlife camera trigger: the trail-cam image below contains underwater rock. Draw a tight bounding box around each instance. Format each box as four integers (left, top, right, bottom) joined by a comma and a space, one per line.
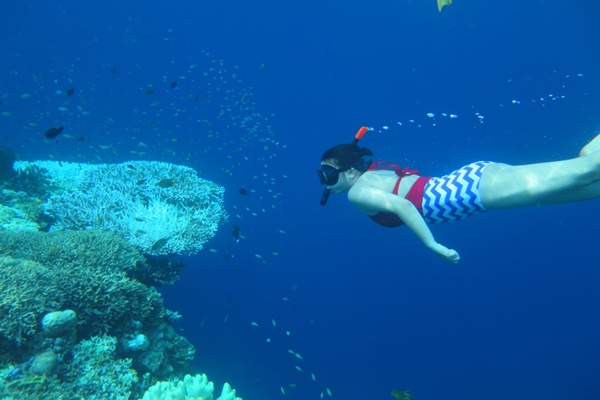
29, 349, 57, 375
41, 309, 76, 337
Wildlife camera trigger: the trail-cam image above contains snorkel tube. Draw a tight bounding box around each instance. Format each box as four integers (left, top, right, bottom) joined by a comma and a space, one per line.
320, 126, 369, 206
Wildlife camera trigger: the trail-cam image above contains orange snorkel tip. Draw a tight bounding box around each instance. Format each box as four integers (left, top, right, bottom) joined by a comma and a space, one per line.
353, 126, 369, 144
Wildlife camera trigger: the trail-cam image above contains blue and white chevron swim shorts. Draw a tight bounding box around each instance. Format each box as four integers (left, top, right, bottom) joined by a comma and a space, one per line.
422, 161, 495, 224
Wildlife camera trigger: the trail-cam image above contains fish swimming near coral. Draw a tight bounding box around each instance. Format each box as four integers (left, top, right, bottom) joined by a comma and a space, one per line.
45, 126, 64, 139
156, 178, 175, 188
238, 187, 250, 195
151, 238, 169, 252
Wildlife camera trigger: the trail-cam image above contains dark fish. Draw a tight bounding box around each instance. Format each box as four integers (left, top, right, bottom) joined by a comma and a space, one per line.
66, 87, 75, 96
145, 89, 155, 95
110, 67, 117, 74
194, 94, 199, 102
76, 136, 87, 142
156, 178, 175, 188
238, 187, 250, 196
137, 179, 147, 185
127, 164, 136, 170
231, 224, 240, 242
170, 80, 178, 89
151, 238, 169, 251
45, 126, 64, 139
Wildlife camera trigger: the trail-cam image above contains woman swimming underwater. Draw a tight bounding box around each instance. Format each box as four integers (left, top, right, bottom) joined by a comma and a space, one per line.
318, 127, 600, 263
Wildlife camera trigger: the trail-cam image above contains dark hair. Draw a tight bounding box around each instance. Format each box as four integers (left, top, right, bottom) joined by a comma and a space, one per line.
321, 144, 374, 172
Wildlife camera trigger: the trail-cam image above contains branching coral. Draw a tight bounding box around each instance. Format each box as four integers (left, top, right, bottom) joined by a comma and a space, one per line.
0, 256, 64, 344
62, 335, 138, 399
0, 230, 165, 341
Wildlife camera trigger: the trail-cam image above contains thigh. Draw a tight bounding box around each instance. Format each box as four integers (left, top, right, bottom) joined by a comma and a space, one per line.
480, 156, 600, 210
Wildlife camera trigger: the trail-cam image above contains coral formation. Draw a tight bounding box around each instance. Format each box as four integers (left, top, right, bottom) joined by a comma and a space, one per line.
0, 159, 242, 399
14, 160, 228, 255
62, 335, 139, 399
0, 230, 167, 342
0, 256, 64, 344
142, 373, 242, 400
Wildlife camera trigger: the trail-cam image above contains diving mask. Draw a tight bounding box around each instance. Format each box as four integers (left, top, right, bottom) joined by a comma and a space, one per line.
317, 165, 351, 186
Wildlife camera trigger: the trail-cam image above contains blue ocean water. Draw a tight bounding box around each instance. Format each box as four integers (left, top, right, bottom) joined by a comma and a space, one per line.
2, 0, 600, 399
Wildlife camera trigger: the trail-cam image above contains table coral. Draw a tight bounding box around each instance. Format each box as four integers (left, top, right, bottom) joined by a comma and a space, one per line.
15, 160, 228, 255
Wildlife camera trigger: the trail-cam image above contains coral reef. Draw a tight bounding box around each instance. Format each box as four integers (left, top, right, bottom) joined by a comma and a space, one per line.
0, 230, 164, 340
62, 335, 139, 399
0, 335, 139, 400
0, 160, 242, 399
14, 160, 228, 255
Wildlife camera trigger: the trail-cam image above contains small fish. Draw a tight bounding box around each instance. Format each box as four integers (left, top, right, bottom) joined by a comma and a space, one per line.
295, 366, 303, 372
194, 94, 199, 102
251, 322, 259, 327
151, 238, 169, 251
170, 80, 178, 89
76, 136, 87, 142
110, 67, 117, 74
137, 179, 147, 185
238, 187, 250, 195
66, 87, 75, 96
45, 126, 64, 139
231, 224, 240, 242
145, 89, 155, 95
156, 178, 175, 188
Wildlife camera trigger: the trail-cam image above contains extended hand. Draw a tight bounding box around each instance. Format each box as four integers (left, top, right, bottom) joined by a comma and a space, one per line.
431, 243, 460, 264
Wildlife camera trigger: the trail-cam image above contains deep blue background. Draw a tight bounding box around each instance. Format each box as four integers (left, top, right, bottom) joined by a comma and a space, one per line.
2, 1, 600, 399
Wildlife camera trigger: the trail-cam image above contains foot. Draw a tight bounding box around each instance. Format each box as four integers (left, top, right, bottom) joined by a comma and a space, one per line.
579, 132, 600, 156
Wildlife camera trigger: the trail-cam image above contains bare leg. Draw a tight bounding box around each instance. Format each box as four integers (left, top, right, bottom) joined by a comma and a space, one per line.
579, 132, 600, 156
480, 151, 600, 210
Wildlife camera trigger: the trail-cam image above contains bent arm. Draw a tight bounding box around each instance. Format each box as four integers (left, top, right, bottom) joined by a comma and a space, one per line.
391, 198, 460, 263
349, 187, 460, 263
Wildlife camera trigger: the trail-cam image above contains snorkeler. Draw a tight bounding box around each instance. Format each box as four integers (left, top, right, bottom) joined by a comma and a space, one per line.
318, 128, 600, 263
